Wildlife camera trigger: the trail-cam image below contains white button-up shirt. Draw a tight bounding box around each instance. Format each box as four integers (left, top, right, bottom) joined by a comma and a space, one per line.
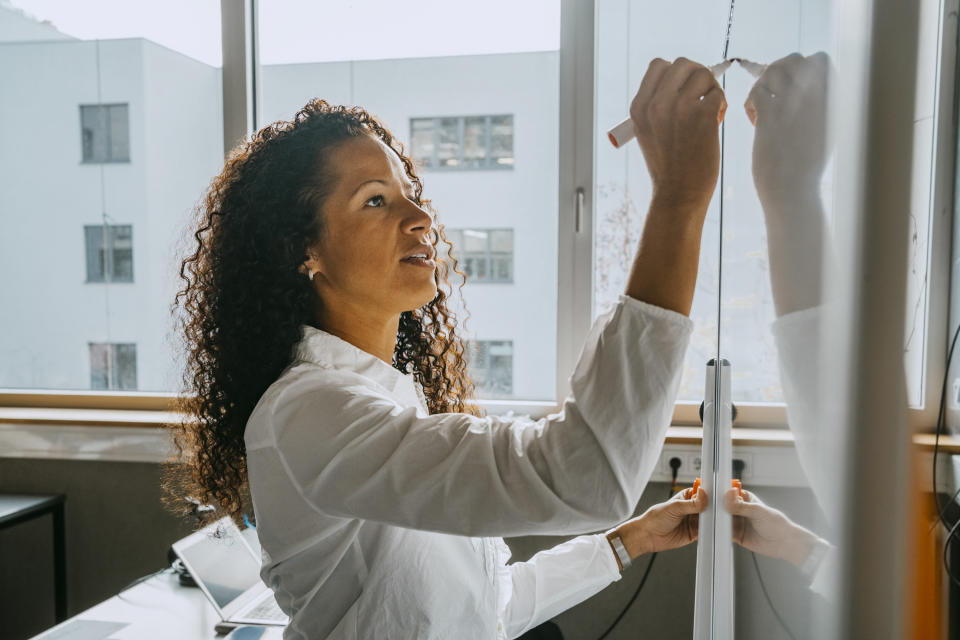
244, 295, 692, 639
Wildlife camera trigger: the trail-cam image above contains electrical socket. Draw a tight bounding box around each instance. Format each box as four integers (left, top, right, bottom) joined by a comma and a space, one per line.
733, 454, 753, 480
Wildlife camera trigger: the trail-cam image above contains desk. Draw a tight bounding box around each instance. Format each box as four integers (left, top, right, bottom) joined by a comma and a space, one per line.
33, 571, 282, 640
0, 493, 66, 621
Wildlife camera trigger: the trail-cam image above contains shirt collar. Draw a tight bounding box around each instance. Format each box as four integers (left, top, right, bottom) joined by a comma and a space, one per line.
293, 324, 413, 399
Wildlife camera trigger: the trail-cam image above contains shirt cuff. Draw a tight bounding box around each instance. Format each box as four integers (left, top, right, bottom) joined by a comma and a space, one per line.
593, 532, 625, 580
618, 294, 695, 333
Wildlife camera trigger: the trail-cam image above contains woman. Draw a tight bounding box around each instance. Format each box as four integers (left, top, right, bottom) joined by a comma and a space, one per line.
170, 57, 724, 639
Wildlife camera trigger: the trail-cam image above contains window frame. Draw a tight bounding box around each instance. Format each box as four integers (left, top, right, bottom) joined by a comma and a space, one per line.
2, 0, 955, 433
907, 0, 957, 432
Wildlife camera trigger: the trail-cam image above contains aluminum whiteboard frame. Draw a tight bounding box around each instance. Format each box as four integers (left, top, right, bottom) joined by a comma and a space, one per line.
693, 360, 734, 639
829, 0, 920, 637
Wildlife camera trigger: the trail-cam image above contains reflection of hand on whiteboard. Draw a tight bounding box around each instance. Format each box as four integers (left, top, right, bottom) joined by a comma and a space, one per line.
607, 59, 735, 149
607, 57, 771, 149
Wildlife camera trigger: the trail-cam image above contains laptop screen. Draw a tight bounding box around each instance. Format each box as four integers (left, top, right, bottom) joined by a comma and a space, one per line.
176, 520, 262, 609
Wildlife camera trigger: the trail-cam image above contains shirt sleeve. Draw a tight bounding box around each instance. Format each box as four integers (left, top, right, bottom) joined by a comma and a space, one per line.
771, 306, 842, 519
498, 534, 622, 638
268, 294, 693, 537
803, 537, 836, 599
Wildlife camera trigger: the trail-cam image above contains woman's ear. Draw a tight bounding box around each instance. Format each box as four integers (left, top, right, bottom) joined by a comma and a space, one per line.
299, 253, 323, 282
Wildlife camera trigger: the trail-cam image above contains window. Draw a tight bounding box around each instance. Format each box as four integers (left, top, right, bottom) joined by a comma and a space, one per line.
445, 229, 513, 283
80, 104, 130, 163
84, 225, 133, 283
89, 343, 137, 390
410, 115, 514, 170
469, 341, 513, 397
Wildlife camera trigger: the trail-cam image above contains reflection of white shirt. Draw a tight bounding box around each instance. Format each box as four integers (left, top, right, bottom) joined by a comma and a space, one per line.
772, 306, 836, 599
244, 295, 692, 639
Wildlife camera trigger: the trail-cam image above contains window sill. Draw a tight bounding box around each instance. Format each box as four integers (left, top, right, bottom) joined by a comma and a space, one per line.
1, 402, 957, 464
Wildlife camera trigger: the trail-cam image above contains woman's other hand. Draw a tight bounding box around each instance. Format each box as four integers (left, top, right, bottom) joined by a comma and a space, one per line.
723, 487, 819, 568
745, 52, 832, 202
630, 57, 727, 215
607, 486, 708, 561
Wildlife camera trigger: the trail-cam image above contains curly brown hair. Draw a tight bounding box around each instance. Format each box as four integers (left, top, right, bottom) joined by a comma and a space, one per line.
165, 99, 480, 524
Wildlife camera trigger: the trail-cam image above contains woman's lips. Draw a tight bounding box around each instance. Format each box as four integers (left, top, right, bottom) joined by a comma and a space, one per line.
400, 256, 436, 269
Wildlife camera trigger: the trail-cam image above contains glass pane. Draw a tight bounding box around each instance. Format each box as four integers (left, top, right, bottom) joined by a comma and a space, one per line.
0, 1, 223, 391
84, 225, 105, 282
462, 229, 488, 253
113, 343, 137, 390
410, 118, 435, 169
492, 256, 512, 282
89, 343, 110, 389
111, 225, 134, 281
718, 2, 838, 637
489, 229, 513, 252
80, 105, 108, 162
462, 116, 486, 168
436, 117, 461, 168
594, 1, 726, 407
470, 340, 513, 397
108, 103, 130, 162
489, 114, 514, 166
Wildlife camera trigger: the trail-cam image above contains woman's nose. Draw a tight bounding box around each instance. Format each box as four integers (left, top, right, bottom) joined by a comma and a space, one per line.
403, 201, 433, 234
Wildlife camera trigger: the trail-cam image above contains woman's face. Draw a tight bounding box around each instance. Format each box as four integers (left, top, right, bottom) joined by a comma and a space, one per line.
310, 135, 438, 317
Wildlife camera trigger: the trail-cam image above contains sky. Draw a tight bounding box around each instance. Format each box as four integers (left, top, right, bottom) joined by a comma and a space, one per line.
10, 0, 561, 67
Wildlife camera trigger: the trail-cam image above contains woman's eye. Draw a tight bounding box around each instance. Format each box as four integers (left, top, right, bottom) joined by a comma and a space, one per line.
365, 194, 385, 207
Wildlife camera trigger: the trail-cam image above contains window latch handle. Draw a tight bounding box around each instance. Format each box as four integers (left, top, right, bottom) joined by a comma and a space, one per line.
575, 187, 585, 233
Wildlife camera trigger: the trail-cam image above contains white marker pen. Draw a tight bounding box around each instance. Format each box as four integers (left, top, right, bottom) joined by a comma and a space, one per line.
735, 58, 767, 79
607, 59, 734, 149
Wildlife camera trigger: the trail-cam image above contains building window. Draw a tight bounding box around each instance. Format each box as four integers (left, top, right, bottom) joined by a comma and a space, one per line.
445, 229, 513, 283
410, 115, 513, 170
85, 224, 133, 283
469, 341, 513, 397
80, 104, 130, 163
89, 343, 137, 390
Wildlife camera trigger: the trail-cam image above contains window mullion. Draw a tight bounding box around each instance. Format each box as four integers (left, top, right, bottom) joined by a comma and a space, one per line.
556, 0, 595, 402
457, 116, 465, 167
484, 115, 492, 169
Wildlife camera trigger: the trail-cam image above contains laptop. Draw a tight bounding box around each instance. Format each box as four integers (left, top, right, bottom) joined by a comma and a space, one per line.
172, 516, 289, 627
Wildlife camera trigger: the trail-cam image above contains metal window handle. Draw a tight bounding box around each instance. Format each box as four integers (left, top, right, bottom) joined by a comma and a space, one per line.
575, 187, 585, 233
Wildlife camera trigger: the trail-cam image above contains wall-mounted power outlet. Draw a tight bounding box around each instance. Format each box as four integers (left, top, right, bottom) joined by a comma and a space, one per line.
952, 378, 960, 410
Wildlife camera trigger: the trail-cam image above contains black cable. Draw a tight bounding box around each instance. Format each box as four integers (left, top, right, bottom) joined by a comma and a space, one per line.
930, 484, 960, 534
594, 552, 657, 640
932, 321, 960, 587
593, 464, 682, 640
933, 322, 960, 529
117, 566, 172, 593
943, 515, 960, 589
116, 567, 175, 604
750, 551, 798, 640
